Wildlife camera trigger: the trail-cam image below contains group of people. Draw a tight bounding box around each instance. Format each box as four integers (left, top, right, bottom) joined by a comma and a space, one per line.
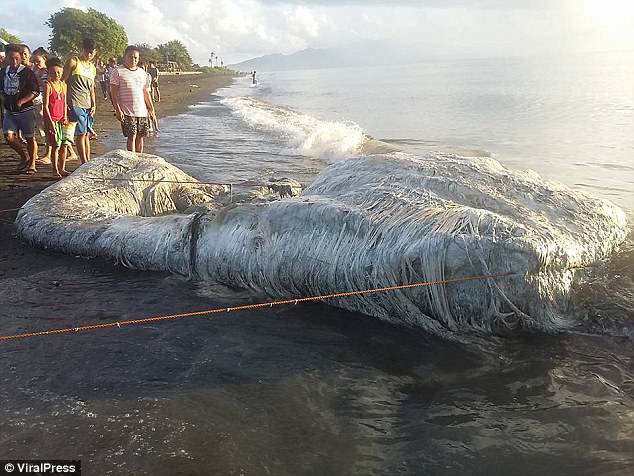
0, 38, 161, 178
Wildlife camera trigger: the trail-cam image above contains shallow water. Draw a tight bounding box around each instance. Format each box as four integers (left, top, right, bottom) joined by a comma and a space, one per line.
153, 52, 634, 211
2, 54, 634, 474
1, 250, 633, 474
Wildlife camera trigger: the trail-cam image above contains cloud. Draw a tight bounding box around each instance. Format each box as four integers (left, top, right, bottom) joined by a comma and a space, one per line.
257, 0, 556, 9
2, 0, 632, 65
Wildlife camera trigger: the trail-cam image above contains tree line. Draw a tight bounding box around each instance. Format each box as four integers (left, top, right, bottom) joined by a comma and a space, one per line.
2, 8, 203, 70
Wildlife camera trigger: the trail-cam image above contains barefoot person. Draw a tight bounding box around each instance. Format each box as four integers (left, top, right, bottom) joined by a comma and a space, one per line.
110, 45, 155, 153
31, 47, 52, 164
63, 38, 96, 164
43, 57, 71, 178
0, 45, 40, 174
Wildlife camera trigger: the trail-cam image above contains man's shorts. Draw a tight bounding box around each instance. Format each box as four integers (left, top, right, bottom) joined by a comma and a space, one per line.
2, 109, 36, 138
121, 115, 149, 138
47, 121, 75, 147
69, 106, 92, 136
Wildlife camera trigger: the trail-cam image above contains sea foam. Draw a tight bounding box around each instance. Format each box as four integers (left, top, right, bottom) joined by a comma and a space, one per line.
222, 96, 367, 160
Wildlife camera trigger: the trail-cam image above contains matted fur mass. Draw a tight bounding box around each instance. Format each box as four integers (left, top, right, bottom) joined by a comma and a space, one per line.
16, 150, 628, 336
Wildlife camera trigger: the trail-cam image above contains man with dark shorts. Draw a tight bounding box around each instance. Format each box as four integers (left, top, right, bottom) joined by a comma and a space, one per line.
0, 45, 40, 174
63, 38, 96, 164
110, 45, 156, 153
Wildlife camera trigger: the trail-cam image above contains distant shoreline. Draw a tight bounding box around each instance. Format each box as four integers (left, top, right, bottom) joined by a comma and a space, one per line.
158, 71, 202, 76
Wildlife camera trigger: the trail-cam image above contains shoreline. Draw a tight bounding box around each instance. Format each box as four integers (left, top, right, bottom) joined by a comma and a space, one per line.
0, 72, 235, 280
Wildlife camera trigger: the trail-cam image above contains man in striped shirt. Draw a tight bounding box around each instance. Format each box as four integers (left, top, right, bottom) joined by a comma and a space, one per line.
110, 45, 156, 153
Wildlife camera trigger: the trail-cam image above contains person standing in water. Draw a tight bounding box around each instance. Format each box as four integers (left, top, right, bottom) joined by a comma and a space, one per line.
63, 38, 97, 164
252, 70, 257, 85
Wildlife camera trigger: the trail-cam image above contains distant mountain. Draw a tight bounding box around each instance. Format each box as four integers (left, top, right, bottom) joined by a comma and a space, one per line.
230, 48, 345, 71
230, 45, 415, 72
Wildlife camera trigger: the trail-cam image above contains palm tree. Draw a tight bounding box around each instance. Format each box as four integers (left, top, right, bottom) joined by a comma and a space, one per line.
209, 52, 215, 68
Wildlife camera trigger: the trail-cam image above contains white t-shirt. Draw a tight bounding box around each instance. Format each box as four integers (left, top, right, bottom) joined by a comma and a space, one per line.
110, 66, 151, 117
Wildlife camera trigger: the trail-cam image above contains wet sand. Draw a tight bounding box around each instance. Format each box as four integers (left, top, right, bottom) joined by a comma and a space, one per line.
0, 72, 234, 281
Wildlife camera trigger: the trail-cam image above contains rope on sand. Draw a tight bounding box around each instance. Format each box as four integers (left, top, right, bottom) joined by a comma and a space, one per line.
0, 272, 515, 342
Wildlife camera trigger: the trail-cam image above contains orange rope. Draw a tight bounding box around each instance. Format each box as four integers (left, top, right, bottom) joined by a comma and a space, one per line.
0, 271, 514, 342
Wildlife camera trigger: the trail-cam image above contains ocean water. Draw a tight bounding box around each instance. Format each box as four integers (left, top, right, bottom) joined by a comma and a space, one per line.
2, 54, 633, 474
157, 52, 634, 211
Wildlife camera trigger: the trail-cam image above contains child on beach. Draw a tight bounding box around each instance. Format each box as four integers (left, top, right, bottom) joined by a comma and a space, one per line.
110, 45, 156, 153
31, 47, 52, 164
19, 44, 32, 69
43, 57, 71, 177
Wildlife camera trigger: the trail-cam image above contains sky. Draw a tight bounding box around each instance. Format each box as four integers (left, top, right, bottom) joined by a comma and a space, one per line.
2, 0, 634, 65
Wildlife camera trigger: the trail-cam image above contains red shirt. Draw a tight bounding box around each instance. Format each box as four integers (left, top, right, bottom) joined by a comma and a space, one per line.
46, 81, 66, 122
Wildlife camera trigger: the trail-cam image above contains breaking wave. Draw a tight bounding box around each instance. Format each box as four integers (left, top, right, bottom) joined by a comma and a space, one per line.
221, 96, 367, 160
